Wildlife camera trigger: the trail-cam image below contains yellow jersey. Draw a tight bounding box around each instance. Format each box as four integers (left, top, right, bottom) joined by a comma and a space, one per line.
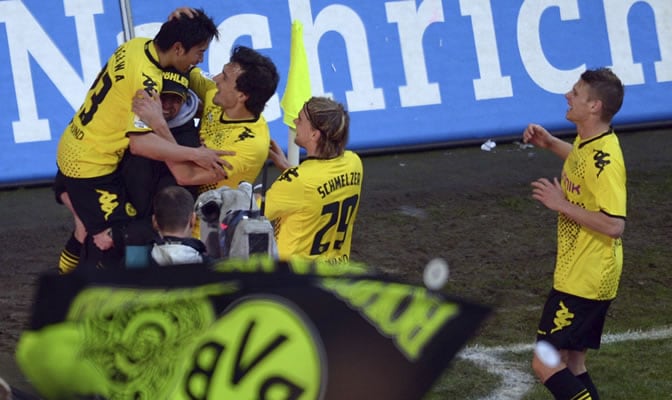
265, 151, 363, 263
554, 131, 627, 300
189, 68, 271, 191
57, 38, 163, 178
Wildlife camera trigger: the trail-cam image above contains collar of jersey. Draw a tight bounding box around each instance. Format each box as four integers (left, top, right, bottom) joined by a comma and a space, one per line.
578, 127, 615, 149
144, 40, 162, 69
218, 112, 259, 124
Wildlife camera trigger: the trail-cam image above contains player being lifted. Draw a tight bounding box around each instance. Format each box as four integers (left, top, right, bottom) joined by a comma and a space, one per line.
56, 8, 231, 270
265, 97, 363, 263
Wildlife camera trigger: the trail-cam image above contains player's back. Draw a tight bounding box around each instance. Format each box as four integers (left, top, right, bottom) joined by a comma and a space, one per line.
266, 150, 363, 263
57, 38, 163, 178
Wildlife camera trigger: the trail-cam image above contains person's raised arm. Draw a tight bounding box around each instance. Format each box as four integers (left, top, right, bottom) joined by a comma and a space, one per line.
268, 139, 292, 171
523, 123, 572, 160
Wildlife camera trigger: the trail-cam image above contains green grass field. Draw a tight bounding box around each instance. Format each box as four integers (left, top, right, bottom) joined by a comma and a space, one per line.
1, 128, 670, 399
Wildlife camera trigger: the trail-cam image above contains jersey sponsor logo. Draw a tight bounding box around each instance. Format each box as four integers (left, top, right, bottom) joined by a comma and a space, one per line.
550, 300, 574, 333
316, 171, 362, 199
162, 70, 188, 88
180, 297, 324, 400
95, 189, 119, 221
235, 127, 255, 143
593, 149, 611, 177
561, 171, 581, 195
278, 167, 299, 183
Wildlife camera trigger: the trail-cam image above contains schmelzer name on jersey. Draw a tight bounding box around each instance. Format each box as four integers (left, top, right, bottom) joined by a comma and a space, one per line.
317, 171, 362, 199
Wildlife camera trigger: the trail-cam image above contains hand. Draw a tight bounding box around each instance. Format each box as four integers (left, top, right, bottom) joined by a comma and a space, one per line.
132, 89, 163, 128
268, 139, 291, 170
531, 177, 566, 212
92, 228, 114, 251
192, 146, 235, 180
523, 123, 553, 148
168, 7, 197, 20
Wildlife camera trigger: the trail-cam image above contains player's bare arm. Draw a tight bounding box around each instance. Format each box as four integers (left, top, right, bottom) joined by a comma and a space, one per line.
268, 139, 291, 171
523, 124, 572, 160
531, 177, 625, 238
128, 133, 232, 177
166, 160, 231, 186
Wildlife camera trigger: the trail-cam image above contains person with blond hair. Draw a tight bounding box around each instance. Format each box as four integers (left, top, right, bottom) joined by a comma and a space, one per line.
265, 97, 363, 263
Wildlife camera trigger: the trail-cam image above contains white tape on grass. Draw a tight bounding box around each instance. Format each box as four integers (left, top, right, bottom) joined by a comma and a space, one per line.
457, 326, 672, 400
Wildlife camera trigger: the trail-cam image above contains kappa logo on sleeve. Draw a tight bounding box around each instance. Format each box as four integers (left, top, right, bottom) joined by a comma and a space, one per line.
593, 149, 611, 177
178, 296, 325, 400
278, 167, 300, 183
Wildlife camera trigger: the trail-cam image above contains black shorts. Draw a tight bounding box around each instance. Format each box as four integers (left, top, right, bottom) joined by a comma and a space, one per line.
536, 288, 612, 350
53, 169, 67, 204
61, 170, 135, 235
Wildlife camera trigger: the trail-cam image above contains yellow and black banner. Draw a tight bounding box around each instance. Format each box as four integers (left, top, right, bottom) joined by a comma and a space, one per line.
16, 257, 490, 400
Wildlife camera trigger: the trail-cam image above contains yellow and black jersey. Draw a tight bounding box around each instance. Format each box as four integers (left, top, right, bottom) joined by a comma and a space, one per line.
190, 68, 271, 192
265, 151, 363, 263
57, 38, 163, 178
554, 130, 626, 300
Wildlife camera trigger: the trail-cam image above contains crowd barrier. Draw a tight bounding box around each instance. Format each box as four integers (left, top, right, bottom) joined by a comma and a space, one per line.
1, 0, 670, 185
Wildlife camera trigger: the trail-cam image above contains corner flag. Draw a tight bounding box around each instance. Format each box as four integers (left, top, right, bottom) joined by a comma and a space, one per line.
280, 20, 312, 129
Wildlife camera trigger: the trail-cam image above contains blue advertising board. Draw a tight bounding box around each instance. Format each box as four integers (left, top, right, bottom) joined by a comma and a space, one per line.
1, 0, 670, 185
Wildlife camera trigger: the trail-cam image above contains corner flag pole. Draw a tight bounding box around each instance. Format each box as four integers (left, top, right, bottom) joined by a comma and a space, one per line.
280, 21, 312, 167
119, 0, 135, 42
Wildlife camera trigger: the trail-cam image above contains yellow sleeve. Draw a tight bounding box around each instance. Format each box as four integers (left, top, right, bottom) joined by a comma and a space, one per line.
189, 67, 217, 100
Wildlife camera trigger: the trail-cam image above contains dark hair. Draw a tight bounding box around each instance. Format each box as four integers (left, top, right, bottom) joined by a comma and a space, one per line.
230, 46, 280, 116
154, 8, 219, 53
304, 97, 350, 158
153, 186, 195, 232
581, 67, 624, 123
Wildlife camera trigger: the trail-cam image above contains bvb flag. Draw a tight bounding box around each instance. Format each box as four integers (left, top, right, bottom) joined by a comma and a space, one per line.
16, 258, 491, 400
280, 20, 312, 128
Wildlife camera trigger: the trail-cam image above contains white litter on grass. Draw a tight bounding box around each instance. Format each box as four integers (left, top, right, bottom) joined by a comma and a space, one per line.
481, 139, 496, 151
397, 205, 426, 219
513, 140, 534, 150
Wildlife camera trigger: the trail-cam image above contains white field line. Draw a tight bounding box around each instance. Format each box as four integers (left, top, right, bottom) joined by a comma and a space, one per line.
457, 326, 672, 400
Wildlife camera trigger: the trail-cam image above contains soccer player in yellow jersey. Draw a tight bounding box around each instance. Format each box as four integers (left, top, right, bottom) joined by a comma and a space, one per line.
190, 46, 279, 238
135, 46, 280, 239
523, 68, 626, 400
265, 97, 363, 263
56, 8, 229, 270
191, 46, 279, 191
